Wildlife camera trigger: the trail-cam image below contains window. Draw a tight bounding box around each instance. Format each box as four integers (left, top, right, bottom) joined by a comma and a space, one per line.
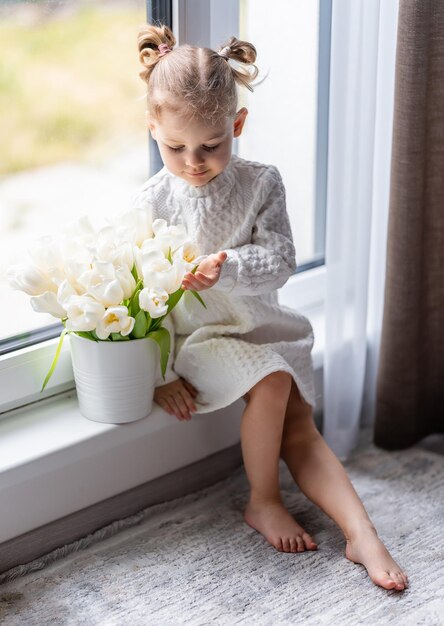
0, 0, 327, 415
238, 0, 330, 270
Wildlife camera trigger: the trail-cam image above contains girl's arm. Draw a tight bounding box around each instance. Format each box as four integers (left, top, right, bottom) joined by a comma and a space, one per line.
212, 167, 297, 296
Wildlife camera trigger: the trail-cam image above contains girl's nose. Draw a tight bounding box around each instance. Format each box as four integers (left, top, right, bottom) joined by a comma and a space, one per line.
186, 150, 205, 167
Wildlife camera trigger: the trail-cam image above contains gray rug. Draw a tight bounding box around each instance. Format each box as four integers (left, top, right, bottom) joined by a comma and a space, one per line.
1, 428, 444, 626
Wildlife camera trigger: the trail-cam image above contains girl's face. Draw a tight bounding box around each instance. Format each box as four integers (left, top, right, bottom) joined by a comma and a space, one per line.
148, 107, 248, 187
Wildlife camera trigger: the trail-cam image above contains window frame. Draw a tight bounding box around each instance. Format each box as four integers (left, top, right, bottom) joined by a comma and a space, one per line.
0, 0, 327, 417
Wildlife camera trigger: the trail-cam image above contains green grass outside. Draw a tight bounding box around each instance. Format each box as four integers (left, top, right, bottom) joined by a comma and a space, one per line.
0, 3, 148, 176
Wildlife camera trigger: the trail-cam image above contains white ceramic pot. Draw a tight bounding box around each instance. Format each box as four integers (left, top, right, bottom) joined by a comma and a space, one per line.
69, 334, 158, 424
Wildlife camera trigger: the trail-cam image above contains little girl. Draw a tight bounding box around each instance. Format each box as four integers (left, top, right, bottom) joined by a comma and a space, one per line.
133, 24, 409, 592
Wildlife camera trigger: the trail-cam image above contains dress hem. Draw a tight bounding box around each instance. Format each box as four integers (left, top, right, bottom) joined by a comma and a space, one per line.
193, 365, 315, 415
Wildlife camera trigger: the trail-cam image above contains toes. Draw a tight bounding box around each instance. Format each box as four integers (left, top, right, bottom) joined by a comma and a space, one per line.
377, 573, 397, 590
393, 572, 406, 589
378, 571, 407, 591
282, 537, 291, 553
302, 532, 318, 550
290, 538, 298, 553
274, 538, 284, 552
296, 536, 305, 552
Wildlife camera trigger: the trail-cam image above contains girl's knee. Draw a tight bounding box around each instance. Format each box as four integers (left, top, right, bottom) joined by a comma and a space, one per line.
246, 371, 292, 406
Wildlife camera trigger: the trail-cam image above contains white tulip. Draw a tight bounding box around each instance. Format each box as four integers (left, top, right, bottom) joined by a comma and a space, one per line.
139, 287, 169, 318
28, 236, 64, 274
95, 226, 134, 269
62, 259, 91, 294
96, 306, 135, 340
152, 219, 189, 256
77, 260, 124, 307
88, 280, 124, 307
114, 207, 154, 246
30, 291, 67, 319
142, 256, 187, 294
57, 279, 79, 306
65, 296, 105, 332
172, 243, 205, 271
115, 265, 136, 299
134, 241, 165, 281
7, 264, 56, 296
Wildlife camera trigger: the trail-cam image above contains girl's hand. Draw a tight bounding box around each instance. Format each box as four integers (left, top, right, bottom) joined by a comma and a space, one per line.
154, 378, 198, 421
181, 251, 227, 292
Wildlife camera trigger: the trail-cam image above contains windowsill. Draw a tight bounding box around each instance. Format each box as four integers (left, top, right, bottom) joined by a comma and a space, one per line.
0, 305, 324, 545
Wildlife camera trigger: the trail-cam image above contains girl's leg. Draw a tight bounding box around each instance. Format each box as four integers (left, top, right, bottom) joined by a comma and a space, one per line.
280, 379, 409, 591
240, 371, 318, 553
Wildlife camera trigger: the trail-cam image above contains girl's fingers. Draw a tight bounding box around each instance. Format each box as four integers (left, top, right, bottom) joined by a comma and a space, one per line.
183, 380, 198, 397
182, 256, 225, 290
156, 397, 177, 418
179, 389, 196, 414
194, 271, 213, 286
169, 394, 190, 421
182, 274, 199, 289
183, 274, 211, 291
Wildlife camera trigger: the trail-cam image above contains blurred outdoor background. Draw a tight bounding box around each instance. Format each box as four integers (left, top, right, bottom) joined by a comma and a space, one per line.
0, 0, 148, 341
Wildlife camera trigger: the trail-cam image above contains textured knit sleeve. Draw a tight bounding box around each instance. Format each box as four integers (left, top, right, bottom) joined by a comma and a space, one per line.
212, 166, 296, 296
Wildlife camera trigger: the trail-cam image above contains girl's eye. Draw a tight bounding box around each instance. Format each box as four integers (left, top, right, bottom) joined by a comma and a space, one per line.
168, 146, 184, 152
203, 144, 220, 152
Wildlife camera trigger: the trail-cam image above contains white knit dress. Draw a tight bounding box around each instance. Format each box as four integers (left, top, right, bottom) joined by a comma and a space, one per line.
132, 154, 316, 413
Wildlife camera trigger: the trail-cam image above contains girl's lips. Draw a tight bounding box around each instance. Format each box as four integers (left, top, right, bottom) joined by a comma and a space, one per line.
186, 170, 209, 177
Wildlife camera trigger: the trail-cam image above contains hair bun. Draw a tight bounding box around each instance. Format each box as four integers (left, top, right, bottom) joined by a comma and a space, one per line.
138, 24, 176, 82
217, 36, 259, 91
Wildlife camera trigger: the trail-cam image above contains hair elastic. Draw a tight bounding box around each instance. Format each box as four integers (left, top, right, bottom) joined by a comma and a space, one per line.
218, 46, 231, 59
158, 43, 172, 57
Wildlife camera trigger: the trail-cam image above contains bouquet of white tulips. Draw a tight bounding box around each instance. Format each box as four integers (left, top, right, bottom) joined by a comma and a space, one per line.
7, 209, 206, 390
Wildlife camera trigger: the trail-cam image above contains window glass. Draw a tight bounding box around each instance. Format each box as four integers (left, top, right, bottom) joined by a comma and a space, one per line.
238, 0, 324, 267
0, 0, 147, 343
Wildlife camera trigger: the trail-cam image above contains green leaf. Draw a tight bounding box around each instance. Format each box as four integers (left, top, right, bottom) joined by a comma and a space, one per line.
145, 310, 153, 333
75, 331, 97, 341
166, 286, 184, 314
127, 279, 143, 317
167, 246, 173, 264
149, 317, 162, 332
41, 329, 67, 392
110, 332, 130, 341
131, 263, 139, 282
148, 327, 171, 380
128, 288, 141, 318
132, 309, 148, 338
190, 289, 207, 309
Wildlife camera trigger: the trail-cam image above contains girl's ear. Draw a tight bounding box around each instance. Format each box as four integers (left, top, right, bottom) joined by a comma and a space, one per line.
233, 107, 248, 138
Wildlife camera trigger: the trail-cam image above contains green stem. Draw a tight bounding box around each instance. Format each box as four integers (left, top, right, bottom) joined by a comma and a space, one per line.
41, 329, 68, 392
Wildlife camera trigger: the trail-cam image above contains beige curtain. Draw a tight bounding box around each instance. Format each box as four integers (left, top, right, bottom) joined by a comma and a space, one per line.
375, 0, 444, 449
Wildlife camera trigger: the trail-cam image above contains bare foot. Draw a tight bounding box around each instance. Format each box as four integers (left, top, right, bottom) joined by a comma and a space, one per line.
244, 499, 318, 553
154, 378, 198, 421
345, 524, 409, 591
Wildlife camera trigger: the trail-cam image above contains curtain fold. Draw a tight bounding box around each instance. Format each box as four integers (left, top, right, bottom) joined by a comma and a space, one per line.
323, 0, 398, 460
375, 0, 444, 448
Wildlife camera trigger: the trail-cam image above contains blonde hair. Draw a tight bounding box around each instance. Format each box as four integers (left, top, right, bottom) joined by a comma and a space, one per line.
137, 23, 259, 123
